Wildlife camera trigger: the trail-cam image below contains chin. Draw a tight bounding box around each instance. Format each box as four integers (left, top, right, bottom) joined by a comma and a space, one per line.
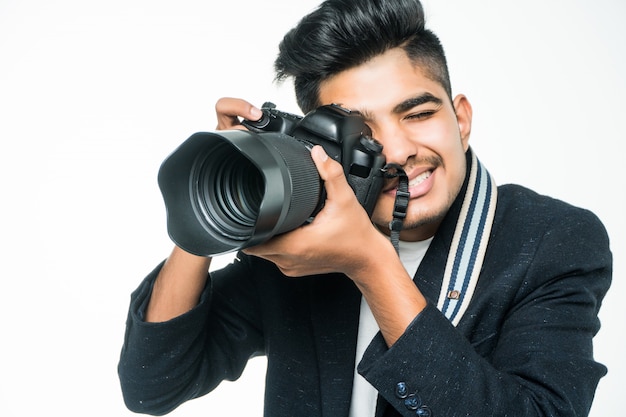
371, 194, 449, 237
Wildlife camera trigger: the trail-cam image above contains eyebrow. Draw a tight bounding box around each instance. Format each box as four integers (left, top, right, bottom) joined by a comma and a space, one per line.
392, 93, 443, 114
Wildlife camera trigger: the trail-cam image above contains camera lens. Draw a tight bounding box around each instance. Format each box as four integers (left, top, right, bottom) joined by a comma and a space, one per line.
160, 130, 324, 255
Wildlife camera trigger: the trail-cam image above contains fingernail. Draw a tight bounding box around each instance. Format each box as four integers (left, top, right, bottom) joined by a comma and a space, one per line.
313, 145, 328, 161
250, 106, 263, 120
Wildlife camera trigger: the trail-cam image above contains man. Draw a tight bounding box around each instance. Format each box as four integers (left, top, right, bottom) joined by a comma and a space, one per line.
118, 1, 612, 416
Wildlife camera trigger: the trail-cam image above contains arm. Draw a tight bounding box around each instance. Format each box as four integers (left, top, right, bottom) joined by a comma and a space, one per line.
145, 245, 211, 322
359, 203, 612, 417
146, 97, 263, 322
118, 253, 266, 415
119, 98, 267, 414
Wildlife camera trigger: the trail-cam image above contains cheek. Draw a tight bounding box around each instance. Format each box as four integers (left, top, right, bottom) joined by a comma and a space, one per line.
418, 120, 460, 149
418, 118, 467, 164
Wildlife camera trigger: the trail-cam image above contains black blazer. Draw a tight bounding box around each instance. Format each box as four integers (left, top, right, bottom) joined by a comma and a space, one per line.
119, 184, 612, 417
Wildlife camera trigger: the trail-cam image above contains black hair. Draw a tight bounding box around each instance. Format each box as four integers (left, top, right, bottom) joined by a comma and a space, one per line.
274, 0, 452, 113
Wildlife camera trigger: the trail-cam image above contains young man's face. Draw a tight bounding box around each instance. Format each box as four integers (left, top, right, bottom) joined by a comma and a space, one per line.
318, 47, 472, 241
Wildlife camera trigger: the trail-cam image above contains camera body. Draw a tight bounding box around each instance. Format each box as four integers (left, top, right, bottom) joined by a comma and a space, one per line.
243, 102, 386, 217
158, 102, 386, 256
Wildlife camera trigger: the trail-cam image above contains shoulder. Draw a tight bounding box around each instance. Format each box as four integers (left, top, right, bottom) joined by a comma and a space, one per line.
498, 183, 587, 215
490, 184, 611, 277
495, 184, 608, 240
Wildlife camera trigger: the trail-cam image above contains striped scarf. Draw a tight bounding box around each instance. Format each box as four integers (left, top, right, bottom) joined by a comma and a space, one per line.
437, 149, 497, 325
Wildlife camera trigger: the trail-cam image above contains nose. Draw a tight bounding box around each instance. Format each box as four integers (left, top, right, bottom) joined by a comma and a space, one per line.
371, 122, 418, 167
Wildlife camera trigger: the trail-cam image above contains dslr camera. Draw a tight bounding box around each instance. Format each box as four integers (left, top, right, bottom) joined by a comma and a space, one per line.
158, 102, 386, 256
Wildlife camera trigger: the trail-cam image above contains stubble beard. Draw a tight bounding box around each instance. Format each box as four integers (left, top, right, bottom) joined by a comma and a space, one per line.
372, 184, 459, 241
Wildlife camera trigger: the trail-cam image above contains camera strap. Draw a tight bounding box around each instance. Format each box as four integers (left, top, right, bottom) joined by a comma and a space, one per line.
382, 163, 409, 253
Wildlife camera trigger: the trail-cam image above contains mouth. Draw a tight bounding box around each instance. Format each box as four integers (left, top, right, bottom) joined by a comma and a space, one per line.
382, 166, 436, 198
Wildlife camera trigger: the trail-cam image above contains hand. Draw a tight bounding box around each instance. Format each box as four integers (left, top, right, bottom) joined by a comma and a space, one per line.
243, 145, 395, 278
215, 97, 263, 130
243, 144, 427, 347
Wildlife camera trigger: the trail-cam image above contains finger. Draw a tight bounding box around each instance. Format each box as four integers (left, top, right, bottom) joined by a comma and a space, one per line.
311, 146, 337, 179
215, 97, 263, 130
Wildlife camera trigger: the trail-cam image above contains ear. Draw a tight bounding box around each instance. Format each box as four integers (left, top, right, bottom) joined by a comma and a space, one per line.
453, 94, 472, 151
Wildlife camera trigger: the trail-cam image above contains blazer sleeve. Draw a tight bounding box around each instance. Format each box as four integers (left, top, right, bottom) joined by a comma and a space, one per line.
359, 207, 612, 417
118, 255, 265, 415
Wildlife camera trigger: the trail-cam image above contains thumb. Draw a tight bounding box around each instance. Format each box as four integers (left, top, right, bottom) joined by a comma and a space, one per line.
311, 146, 340, 180
310, 145, 351, 197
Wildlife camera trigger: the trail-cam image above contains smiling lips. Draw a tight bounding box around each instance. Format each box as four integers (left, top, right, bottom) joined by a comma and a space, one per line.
409, 170, 432, 188
383, 167, 435, 198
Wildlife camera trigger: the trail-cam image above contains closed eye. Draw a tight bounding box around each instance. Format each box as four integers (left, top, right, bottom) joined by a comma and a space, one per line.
405, 110, 437, 120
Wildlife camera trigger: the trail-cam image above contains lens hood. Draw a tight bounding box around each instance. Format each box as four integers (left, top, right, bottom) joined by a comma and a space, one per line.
158, 130, 321, 256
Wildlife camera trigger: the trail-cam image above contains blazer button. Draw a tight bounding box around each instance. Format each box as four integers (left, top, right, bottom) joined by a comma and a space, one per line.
404, 393, 422, 410
415, 405, 432, 417
395, 382, 409, 399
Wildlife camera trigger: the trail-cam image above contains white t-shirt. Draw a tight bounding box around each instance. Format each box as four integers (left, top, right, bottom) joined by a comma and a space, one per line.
348, 238, 433, 417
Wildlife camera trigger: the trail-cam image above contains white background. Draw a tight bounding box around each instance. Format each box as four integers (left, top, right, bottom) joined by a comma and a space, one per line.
1, 0, 624, 416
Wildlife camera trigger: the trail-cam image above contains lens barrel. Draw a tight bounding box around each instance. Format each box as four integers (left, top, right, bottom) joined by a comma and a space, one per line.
158, 130, 322, 256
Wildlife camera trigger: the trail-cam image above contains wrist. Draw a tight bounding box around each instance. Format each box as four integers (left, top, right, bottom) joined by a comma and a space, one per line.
350, 237, 428, 347
145, 246, 211, 323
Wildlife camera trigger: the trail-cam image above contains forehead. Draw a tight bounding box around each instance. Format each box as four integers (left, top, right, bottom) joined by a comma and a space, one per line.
318, 48, 449, 114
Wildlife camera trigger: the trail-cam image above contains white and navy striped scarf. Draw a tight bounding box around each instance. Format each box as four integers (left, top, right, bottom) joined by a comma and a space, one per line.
437, 148, 497, 325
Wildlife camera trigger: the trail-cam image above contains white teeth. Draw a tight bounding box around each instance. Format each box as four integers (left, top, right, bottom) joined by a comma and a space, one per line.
408, 170, 432, 187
